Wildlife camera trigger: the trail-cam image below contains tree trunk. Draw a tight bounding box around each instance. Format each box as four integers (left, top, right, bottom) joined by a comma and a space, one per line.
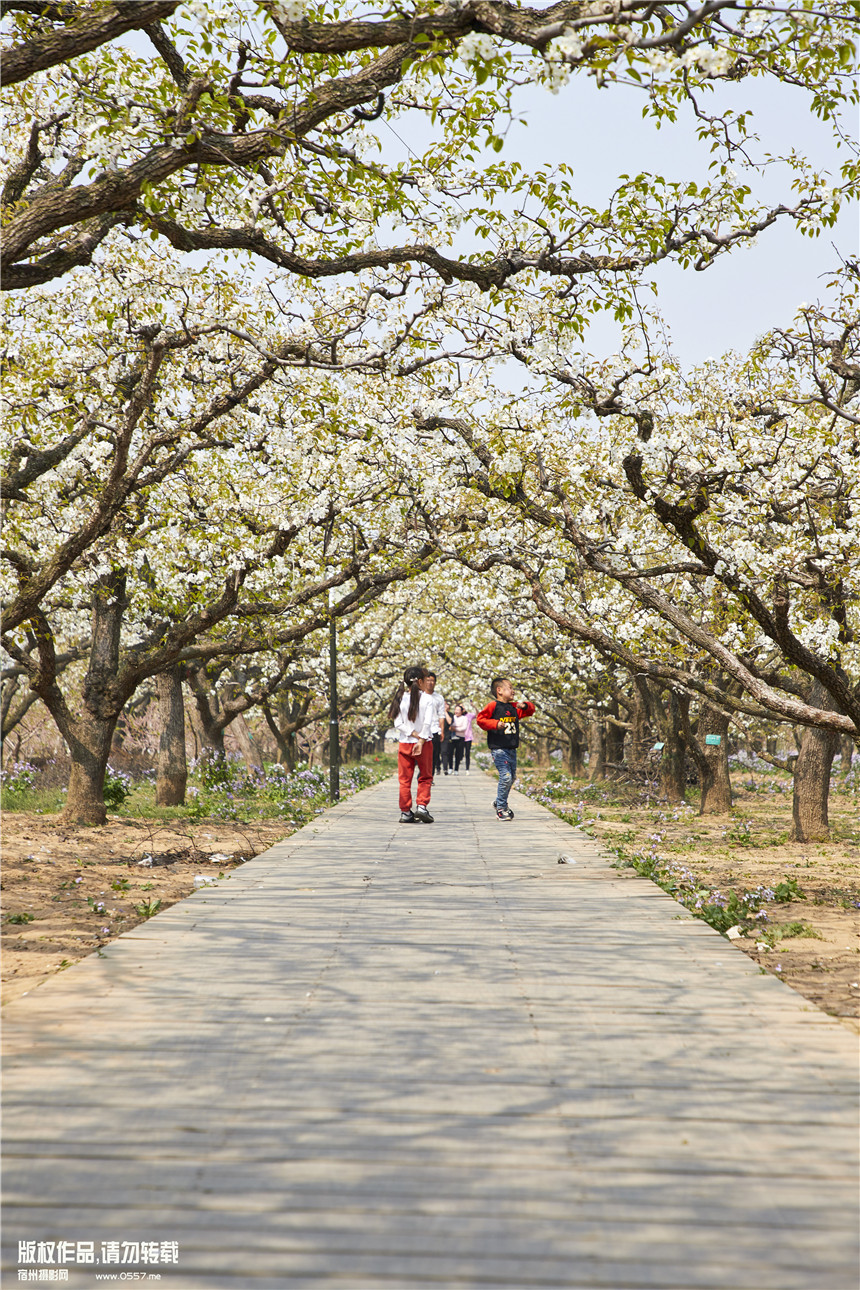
186, 707, 199, 761
155, 668, 187, 806
58, 572, 127, 826
698, 703, 732, 815
261, 696, 305, 770
265, 719, 298, 769
791, 685, 840, 842
657, 689, 686, 804
566, 727, 585, 777
279, 729, 299, 770
605, 703, 625, 766
2, 674, 40, 741
840, 735, 855, 775
185, 665, 226, 756
534, 734, 551, 768
231, 712, 262, 773
626, 676, 653, 775
587, 717, 606, 782
61, 719, 117, 824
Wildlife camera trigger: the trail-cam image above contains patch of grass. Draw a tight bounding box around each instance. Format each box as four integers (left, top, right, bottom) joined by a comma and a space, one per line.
774, 920, 823, 941
2, 756, 395, 824
120, 789, 196, 820
0, 787, 67, 814
773, 875, 806, 902
134, 898, 162, 918
757, 920, 824, 949
723, 817, 755, 847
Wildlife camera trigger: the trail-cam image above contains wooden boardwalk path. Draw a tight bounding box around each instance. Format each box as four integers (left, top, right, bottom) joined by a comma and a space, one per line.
2, 772, 858, 1289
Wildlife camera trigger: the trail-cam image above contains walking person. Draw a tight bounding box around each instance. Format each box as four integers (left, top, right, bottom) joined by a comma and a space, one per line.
389, 666, 439, 823
425, 672, 446, 777
476, 678, 535, 821
461, 703, 476, 773
450, 703, 470, 774
441, 699, 454, 774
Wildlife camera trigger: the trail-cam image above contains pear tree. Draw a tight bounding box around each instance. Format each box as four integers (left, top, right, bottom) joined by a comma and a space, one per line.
413, 277, 859, 833
1, 248, 444, 822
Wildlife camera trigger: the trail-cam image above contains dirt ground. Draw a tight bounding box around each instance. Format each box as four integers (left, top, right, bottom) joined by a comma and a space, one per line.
1, 813, 293, 1004
518, 768, 860, 1030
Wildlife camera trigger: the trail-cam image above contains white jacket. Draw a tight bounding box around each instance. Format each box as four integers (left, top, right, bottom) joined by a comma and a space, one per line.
430, 690, 445, 727
395, 690, 439, 743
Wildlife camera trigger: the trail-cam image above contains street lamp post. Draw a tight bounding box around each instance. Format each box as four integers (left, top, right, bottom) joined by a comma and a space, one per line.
328, 607, 339, 802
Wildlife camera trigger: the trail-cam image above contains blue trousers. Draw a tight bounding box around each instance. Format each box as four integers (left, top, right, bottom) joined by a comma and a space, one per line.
491, 747, 517, 809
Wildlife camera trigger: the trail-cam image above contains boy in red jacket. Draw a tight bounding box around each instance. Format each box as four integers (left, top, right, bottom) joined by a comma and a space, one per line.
475, 678, 536, 821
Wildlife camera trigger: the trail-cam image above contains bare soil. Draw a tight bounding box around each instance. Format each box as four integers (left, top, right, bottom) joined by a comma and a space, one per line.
518, 767, 860, 1030
1, 813, 292, 1004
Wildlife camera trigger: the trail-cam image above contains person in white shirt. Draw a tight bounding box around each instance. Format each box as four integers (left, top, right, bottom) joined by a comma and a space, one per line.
387, 666, 439, 823
425, 672, 447, 776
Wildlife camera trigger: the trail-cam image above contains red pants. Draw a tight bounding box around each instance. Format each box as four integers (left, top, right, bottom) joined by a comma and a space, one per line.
398, 741, 434, 812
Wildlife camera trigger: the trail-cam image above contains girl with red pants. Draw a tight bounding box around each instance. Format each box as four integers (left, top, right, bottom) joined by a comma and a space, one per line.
388, 666, 439, 823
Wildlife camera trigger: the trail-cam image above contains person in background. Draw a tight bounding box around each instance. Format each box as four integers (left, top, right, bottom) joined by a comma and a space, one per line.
476, 678, 535, 821
425, 672, 446, 777
461, 703, 476, 774
441, 698, 454, 774
450, 703, 470, 774
388, 665, 438, 823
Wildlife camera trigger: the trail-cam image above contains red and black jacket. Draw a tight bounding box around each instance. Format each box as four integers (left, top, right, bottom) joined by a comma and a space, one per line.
475, 699, 535, 750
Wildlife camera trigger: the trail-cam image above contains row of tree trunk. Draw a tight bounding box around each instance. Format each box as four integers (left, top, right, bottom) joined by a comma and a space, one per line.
126, 668, 386, 811
11, 598, 853, 839
533, 677, 853, 843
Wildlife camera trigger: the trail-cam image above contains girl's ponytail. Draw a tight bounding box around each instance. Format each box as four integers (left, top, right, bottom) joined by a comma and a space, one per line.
389, 665, 428, 723
406, 677, 423, 722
